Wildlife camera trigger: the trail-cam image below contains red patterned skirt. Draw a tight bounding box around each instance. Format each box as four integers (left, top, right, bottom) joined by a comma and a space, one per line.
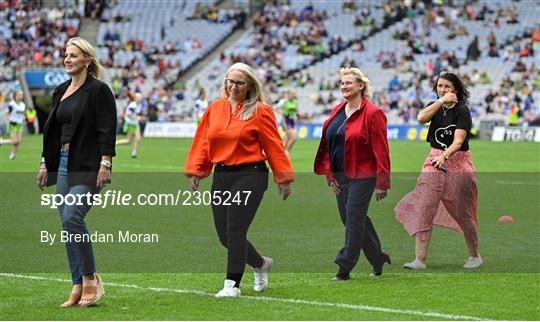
394, 148, 478, 244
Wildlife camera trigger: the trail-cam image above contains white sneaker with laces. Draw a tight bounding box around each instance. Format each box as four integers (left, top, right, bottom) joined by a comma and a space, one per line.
463, 255, 483, 268
215, 279, 241, 298
252, 256, 273, 292
403, 258, 427, 270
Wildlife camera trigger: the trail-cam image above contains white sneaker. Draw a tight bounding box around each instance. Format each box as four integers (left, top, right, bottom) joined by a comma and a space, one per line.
9, 153, 15, 160
463, 255, 483, 268
252, 256, 273, 292
403, 258, 427, 270
215, 279, 240, 298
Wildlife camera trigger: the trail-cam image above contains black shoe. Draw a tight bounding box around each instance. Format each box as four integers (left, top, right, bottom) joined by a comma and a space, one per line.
331, 273, 350, 281
372, 253, 391, 276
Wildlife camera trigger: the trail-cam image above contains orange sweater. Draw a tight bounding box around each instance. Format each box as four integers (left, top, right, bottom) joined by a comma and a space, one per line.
185, 97, 294, 184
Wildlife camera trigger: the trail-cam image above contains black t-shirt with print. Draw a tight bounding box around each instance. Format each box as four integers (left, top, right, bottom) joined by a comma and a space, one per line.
426, 101, 472, 151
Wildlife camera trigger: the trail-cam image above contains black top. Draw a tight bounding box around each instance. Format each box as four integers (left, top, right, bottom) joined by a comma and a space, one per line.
326, 107, 347, 173
56, 89, 82, 145
426, 101, 472, 151
42, 75, 117, 186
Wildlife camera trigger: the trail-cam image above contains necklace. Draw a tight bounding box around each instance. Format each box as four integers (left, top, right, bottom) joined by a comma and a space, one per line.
442, 103, 456, 116
70, 82, 84, 91
338, 102, 363, 133
442, 106, 448, 116
230, 101, 243, 116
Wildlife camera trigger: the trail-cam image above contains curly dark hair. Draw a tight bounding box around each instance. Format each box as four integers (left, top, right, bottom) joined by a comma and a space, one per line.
432, 72, 470, 102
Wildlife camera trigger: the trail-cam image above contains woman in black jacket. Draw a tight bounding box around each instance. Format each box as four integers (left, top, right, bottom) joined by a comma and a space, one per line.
37, 37, 117, 307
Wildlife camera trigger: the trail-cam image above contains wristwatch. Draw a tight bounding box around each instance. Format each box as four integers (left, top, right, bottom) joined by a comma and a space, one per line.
100, 160, 112, 169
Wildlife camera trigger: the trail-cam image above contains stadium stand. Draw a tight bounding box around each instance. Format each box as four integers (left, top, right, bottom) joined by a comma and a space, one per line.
288, 0, 540, 126
1, 0, 539, 130
95, 0, 248, 120
1, 1, 80, 76
187, 1, 540, 124
181, 0, 405, 119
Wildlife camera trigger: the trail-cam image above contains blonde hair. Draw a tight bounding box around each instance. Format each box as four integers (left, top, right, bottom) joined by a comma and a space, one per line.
220, 62, 265, 120
287, 88, 296, 98
66, 37, 103, 79
340, 67, 373, 100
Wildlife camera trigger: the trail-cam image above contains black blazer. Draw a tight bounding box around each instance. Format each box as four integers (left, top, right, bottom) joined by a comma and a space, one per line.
42, 75, 117, 186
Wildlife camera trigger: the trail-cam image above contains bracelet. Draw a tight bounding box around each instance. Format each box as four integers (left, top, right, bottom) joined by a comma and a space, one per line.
437, 98, 445, 106
100, 160, 112, 169
443, 153, 449, 160
40, 157, 46, 167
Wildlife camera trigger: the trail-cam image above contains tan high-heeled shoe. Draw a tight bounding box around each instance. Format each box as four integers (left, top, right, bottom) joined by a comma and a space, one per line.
60, 292, 82, 307
78, 273, 105, 307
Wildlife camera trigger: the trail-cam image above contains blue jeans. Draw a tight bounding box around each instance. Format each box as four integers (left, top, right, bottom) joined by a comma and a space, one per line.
56, 150, 99, 284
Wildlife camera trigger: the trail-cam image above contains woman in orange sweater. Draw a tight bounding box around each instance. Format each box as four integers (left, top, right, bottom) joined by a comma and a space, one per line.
185, 63, 294, 298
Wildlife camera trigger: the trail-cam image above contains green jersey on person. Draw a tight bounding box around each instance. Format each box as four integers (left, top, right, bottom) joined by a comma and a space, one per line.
282, 99, 298, 120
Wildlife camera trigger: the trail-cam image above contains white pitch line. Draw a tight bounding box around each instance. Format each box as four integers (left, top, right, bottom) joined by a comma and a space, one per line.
0, 273, 490, 321
494, 180, 540, 186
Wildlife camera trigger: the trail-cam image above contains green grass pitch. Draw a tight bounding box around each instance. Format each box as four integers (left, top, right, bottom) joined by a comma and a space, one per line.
1, 135, 539, 320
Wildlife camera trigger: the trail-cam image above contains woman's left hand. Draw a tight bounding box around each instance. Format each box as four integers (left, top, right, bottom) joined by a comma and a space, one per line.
375, 189, 387, 201
278, 183, 291, 201
96, 167, 112, 188
431, 154, 446, 170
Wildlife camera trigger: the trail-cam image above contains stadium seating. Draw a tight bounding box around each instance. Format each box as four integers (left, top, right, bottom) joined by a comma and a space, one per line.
0, 2, 81, 76
2, 0, 538, 127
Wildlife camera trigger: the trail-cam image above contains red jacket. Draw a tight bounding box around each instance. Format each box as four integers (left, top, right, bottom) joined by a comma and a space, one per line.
314, 98, 391, 190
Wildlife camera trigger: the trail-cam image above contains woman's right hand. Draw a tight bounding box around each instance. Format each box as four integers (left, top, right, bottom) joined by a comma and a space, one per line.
37, 168, 47, 190
441, 92, 458, 105
190, 176, 200, 191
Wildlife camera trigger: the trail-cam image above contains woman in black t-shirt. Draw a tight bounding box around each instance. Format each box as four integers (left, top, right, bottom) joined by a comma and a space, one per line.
394, 72, 482, 270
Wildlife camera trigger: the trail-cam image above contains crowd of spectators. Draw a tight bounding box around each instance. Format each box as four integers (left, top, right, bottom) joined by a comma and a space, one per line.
367, 59, 538, 127
482, 64, 540, 126
375, 1, 535, 73
95, 1, 248, 112
189, 2, 247, 27
345, 0, 540, 127
211, 0, 408, 116
2, 0, 538, 128
305, 15, 538, 128
0, 0, 111, 80
1, 1, 81, 80
374, 67, 538, 128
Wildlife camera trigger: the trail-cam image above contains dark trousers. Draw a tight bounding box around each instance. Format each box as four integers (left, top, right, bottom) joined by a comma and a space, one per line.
334, 176, 383, 273
211, 162, 268, 286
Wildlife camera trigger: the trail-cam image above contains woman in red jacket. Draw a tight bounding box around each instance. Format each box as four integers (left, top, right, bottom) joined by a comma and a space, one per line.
314, 67, 391, 280
185, 63, 294, 297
